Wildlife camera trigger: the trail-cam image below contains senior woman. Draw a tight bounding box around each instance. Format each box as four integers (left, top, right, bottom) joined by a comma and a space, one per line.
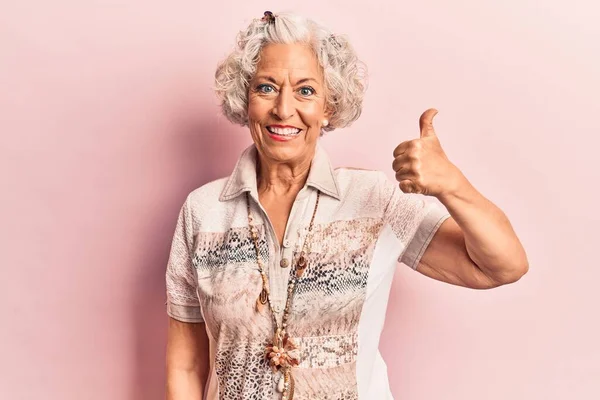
165, 11, 528, 400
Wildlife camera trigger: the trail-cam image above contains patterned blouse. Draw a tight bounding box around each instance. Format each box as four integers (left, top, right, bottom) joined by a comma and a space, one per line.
165, 144, 450, 400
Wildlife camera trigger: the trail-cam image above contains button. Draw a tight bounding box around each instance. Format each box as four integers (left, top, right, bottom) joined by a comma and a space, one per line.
280, 258, 290, 268
274, 304, 282, 313
283, 239, 291, 248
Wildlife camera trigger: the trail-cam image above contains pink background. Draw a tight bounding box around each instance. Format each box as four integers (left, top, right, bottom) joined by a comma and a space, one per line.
1, 1, 599, 399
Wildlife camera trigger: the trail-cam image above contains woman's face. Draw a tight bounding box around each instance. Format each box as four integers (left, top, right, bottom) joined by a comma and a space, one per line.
247, 43, 330, 165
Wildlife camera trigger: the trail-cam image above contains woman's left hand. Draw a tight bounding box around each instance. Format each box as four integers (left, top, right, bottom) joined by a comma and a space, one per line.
392, 108, 467, 198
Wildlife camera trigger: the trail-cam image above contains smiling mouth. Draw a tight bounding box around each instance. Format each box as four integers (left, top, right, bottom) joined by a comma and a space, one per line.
266, 126, 302, 137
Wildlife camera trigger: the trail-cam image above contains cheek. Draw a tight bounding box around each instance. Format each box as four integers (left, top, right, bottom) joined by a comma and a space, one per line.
247, 97, 270, 122
298, 102, 325, 125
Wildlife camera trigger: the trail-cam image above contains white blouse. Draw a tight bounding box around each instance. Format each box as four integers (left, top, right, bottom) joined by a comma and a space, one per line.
166, 144, 450, 399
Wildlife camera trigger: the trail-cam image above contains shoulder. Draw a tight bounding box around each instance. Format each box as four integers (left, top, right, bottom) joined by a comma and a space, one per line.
333, 167, 392, 208
334, 167, 392, 192
184, 176, 230, 214
334, 166, 385, 185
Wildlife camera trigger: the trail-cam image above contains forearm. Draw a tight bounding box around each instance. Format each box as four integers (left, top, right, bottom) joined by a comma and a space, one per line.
166, 367, 206, 400
166, 319, 210, 400
438, 172, 529, 283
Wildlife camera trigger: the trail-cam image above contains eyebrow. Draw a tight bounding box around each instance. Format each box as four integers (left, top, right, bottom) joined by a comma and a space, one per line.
255, 76, 319, 85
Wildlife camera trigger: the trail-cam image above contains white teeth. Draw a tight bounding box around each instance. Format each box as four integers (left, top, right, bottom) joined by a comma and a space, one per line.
267, 127, 301, 136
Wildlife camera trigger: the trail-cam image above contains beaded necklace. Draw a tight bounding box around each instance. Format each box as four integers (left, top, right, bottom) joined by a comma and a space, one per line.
246, 190, 321, 400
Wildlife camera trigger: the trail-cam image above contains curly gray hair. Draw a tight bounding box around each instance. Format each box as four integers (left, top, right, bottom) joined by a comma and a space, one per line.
214, 11, 368, 134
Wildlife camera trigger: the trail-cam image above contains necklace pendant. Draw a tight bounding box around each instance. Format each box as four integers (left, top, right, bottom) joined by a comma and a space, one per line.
296, 255, 307, 278
259, 288, 268, 304
295, 266, 306, 278
297, 255, 307, 267
265, 334, 300, 374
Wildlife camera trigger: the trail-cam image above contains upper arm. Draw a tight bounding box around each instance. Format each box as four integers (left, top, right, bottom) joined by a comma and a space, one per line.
379, 172, 501, 290
165, 195, 208, 362
165, 196, 211, 397
416, 217, 503, 289
166, 195, 204, 322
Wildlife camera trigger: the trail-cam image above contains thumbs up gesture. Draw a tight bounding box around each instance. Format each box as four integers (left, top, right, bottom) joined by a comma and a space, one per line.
392, 108, 465, 197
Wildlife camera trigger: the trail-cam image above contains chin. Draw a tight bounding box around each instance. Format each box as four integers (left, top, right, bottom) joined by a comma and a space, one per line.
257, 130, 311, 158
261, 144, 303, 162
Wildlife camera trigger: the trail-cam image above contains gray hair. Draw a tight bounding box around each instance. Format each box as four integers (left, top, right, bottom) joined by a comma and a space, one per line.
214, 11, 368, 134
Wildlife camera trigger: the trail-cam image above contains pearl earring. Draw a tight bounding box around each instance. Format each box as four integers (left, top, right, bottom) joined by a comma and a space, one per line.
322, 119, 329, 127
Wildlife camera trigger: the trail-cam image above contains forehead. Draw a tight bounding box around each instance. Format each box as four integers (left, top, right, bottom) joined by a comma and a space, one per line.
256, 43, 323, 80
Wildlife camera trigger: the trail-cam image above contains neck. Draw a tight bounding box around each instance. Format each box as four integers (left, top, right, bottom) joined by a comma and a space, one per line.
256, 153, 314, 197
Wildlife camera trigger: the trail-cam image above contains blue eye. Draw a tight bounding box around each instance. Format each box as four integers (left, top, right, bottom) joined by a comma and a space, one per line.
257, 84, 275, 93
299, 86, 315, 96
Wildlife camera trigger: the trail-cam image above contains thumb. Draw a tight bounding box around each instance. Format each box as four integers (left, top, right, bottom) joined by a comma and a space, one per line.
419, 108, 438, 138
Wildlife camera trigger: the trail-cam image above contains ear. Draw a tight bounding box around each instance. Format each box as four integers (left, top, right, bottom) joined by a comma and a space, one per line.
323, 103, 334, 120
322, 84, 334, 127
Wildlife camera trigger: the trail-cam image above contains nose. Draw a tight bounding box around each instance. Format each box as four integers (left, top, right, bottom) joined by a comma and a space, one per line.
272, 87, 294, 120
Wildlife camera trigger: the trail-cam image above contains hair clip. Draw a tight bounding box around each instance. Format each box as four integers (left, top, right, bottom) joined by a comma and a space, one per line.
261, 11, 275, 23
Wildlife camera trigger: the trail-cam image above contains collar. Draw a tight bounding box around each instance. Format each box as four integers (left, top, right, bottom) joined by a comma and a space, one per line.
219, 143, 341, 202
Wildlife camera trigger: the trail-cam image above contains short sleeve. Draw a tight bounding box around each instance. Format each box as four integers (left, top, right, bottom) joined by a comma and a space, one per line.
381, 173, 451, 270
165, 195, 204, 323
